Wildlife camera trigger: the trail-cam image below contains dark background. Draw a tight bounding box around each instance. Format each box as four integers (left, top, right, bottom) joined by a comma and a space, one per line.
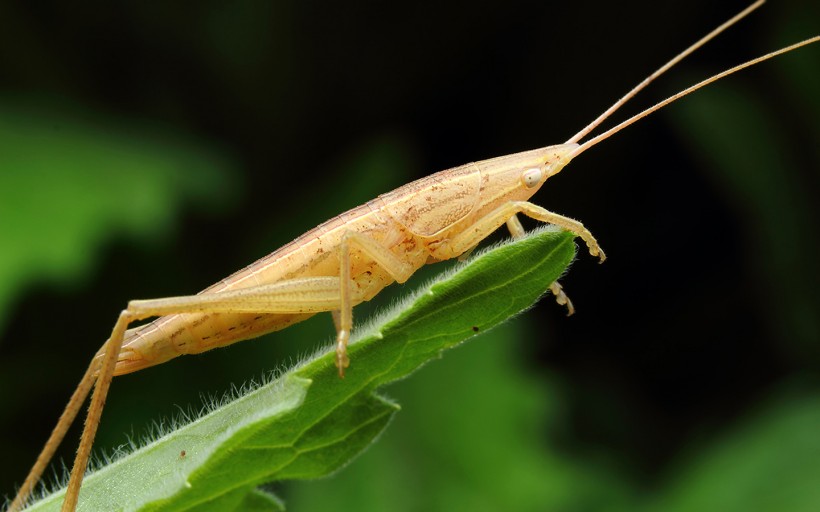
1, 1, 818, 510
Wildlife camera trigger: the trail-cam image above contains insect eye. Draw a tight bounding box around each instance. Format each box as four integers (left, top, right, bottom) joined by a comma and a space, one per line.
521, 168, 543, 189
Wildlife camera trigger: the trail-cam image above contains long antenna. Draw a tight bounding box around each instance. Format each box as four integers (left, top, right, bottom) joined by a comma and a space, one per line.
566, 0, 766, 144
570, 35, 820, 159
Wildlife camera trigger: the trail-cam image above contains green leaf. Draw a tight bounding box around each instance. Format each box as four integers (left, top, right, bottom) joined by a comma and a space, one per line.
285, 320, 635, 512
213, 488, 284, 512
24, 226, 576, 511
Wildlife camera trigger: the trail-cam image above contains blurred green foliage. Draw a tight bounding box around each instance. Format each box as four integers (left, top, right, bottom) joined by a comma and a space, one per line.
670, 84, 820, 360
646, 393, 820, 512
1, 1, 819, 511
0, 101, 237, 333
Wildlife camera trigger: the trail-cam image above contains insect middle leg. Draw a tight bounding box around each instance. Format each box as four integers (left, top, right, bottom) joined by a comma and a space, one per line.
336, 231, 416, 374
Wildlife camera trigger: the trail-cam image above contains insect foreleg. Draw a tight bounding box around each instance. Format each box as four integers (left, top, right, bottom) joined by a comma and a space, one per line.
506, 214, 575, 315
447, 201, 605, 262
505, 215, 527, 239
548, 282, 575, 316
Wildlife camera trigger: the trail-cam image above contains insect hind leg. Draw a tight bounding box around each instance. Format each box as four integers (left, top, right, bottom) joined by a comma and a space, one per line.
8, 360, 99, 512
60, 308, 147, 511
